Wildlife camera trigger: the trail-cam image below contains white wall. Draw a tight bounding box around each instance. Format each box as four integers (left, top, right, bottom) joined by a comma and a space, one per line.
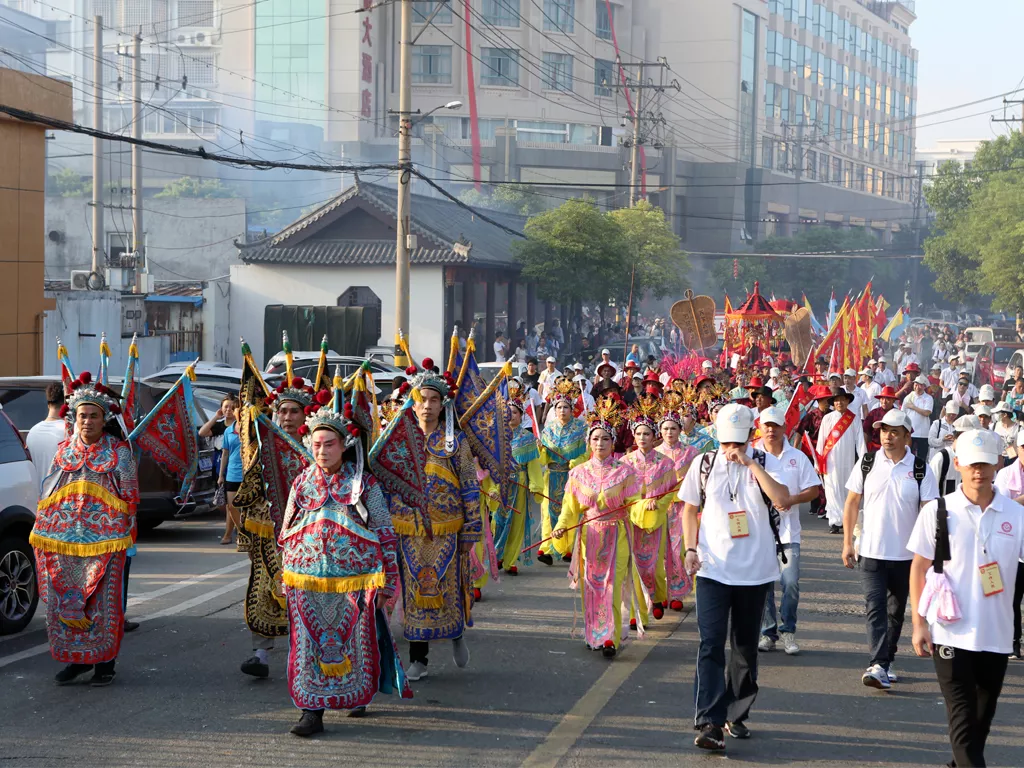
42, 291, 170, 378
203, 279, 232, 365
228, 263, 445, 367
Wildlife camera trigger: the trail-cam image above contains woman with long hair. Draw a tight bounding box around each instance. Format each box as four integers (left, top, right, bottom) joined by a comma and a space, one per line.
200, 395, 242, 545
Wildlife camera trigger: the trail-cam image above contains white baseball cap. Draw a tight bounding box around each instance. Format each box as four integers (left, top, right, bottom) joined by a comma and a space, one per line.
546, 356, 556, 363
860, 368, 873, 377
868, 358, 877, 365
878, 356, 888, 363
769, 367, 781, 377
843, 368, 857, 377
914, 375, 930, 386
601, 348, 610, 355
955, 429, 1001, 466
874, 409, 913, 431
950, 353, 961, 362
632, 372, 642, 380
702, 360, 714, 369
992, 401, 1012, 415
759, 406, 786, 426
573, 362, 584, 370
953, 414, 981, 433
716, 403, 754, 443
979, 384, 996, 400
972, 404, 993, 417
943, 400, 960, 415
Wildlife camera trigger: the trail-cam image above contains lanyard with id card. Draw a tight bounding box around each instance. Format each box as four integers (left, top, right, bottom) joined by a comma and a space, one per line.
728, 510, 750, 538
979, 562, 1004, 597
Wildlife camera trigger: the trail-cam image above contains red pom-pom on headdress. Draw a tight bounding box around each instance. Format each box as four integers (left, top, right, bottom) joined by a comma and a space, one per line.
292, 377, 304, 387
59, 404, 69, 418
405, 365, 418, 376
109, 403, 121, 415
79, 371, 92, 384
315, 389, 331, 406
422, 358, 434, 370
298, 425, 309, 436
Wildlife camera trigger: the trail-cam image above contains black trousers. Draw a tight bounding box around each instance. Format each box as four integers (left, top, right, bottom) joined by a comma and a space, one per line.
409, 640, 429, 665
693, 577, 771, 728
933, 646, 1008, 768
1014, 562, 1024, 645
860, 557, 911, 668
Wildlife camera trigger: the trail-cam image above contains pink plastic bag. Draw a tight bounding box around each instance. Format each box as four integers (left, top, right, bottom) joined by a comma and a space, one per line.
918, 569, 962, 625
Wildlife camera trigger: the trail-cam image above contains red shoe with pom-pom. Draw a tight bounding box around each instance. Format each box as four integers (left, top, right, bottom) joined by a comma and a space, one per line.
472, 588, 482, 601
506, 566, 518, 575
670, 599, 684, 611
602, 640, 616, 658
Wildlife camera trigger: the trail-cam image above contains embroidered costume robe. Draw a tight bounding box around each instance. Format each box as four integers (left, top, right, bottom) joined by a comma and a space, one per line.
623, 448, 678, 618
390, 430, 481, 642
279, 464, 411, 710
553, 456, 642, 650
655, 441, 699, 602
30, 433, 139, 664
538, 418, 588, 557
493, 426, 542, 571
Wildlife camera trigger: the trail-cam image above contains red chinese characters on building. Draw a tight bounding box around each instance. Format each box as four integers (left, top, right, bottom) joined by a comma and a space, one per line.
361, 52, 372, 83
360, 0, 374, 118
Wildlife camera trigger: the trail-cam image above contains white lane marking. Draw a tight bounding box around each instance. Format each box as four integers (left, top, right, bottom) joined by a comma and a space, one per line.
0, 559, 249, 646
0, 576, 248, 669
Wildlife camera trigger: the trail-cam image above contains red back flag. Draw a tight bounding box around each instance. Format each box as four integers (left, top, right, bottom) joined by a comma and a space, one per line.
784, 382, 811, 437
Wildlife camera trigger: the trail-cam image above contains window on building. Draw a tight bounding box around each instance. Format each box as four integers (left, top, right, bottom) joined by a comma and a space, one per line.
780, 87, 790, 123
413, 0, 452, 23
674, 195, 687, 241
541, 52, 573, 91
806, 148, 817, 179
821, 103, 831, 137
740, 10, 758, 165
412, 45, 452, 84
844, 160, 853, 189
820, 152, 830, 182
516, 120, 569, 143
777, 140, 790, 172
594, 58, 614, 96
483, 0, 520, 26
832, 156, 842, 184
481, 48, 520, 86
767, 31, 783, 69
856, 163, 865, 191
765, 82, 777, 119
596, 0, 614, 39
762, 136, 775, 169
178, 0, 215, 27
543, 0, 575, 32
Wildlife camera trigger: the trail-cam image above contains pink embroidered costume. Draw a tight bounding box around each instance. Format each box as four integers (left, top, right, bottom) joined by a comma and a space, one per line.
656, 392, 700, 609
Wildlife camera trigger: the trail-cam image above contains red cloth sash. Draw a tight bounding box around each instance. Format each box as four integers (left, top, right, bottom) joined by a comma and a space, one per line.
818, 410, 855, 474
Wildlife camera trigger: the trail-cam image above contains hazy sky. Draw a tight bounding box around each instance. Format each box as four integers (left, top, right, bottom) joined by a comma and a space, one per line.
913, 0, 1024, 149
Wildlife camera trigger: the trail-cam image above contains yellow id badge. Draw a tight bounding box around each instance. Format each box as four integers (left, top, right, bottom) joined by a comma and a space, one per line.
728, 511, 750, 539
979, 562, 1004, 597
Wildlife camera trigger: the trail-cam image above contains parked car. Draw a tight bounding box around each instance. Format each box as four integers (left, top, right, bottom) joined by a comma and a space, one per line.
0, 404, 40, 635
972, 342, 1024, 388
0, 377, 219, 532
144, 363, 282, 398
264, 352, 404, 398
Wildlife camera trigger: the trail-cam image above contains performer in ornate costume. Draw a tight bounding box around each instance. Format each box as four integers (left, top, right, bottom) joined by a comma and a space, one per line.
237, 334, 314, 679
390, 361, 481, 681
280, 372, 411, 736
552, 397, 642, 658
655, 391, 700, 611
492, 394, 541, 574
623, 396, 678, 625
537, 379, 588, 565
31, 342, 138, 687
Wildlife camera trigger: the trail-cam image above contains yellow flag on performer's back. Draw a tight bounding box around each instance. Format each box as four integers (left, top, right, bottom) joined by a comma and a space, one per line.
881, 307, 906, 342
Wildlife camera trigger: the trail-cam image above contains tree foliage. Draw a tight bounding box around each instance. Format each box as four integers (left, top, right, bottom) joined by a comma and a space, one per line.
154, 176, 239, 199
51, 168, 91, 197
459, 183, 547, 216
922, 132, 1024, 308
607, 201, 689, 302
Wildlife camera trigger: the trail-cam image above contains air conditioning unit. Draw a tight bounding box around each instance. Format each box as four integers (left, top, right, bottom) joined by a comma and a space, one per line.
189, 88, 210, 100
70, 270, 91, 290
176, 34, 188, 43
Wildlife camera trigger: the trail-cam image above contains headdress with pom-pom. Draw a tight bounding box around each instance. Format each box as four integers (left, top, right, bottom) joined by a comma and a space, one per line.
628, 394, 662, 434
61, 333, 123, 422
547, 377, 581, 406
263, 331, 315, 411
659, 390, 696, 427
407, 356, 458, 453
587, 393, 625, 437
302, 365, 365, 495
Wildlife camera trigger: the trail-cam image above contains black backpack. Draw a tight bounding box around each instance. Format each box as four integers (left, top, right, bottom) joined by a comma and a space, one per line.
698, 449, 788, 565
937, 449, 954, 495
860, 451, 927, 495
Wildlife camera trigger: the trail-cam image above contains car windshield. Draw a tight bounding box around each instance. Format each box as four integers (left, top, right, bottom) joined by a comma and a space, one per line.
0, 412, 27, 465
994, 347, 1019, 364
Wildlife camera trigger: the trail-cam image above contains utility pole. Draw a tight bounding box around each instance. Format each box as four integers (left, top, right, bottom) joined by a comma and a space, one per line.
90, 16, 104, 288
393, 0, 412, 367
131, 33, 146, 293
615, 60, 673, 207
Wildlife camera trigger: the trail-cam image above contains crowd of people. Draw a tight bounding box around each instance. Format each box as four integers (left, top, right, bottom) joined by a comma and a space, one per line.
25, 319, 1024, 766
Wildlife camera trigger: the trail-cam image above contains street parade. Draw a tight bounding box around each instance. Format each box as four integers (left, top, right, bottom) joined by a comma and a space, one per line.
8, 278, 1023, 768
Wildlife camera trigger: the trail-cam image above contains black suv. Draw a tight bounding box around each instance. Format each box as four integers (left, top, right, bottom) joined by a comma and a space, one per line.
0, 377, 219, 533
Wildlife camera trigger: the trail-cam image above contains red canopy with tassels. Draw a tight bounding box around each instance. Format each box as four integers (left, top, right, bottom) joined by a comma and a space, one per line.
727, 282, 783, 322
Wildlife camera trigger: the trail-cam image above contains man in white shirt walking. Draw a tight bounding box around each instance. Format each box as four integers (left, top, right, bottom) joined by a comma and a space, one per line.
25, 382, 68, 484
818, 390, 866, 535
842, 409, 939, 689
679, 404, 796, 751
874, 356, 897, 388
940, 353, 964, 399
909, 429, 1024, 768
904, 375, 935, 460
928, 400, 960, 461
755, 407, 821, 656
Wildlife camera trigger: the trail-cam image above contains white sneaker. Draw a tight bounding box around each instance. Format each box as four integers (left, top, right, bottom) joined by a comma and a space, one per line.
780, 632, 800, 656
406, 661, 428, 681
886, 664, 898, 683
758, 635, 775, 652
452, 636, 470, 668
861, 664, 891, 690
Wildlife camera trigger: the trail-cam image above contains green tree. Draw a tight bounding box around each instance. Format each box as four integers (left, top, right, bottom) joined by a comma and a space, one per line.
459, 183, 547, 216
51, 167, 91, 197
155, 176, 239, 199
513, 197, 627, 305
607, 200, 689, 303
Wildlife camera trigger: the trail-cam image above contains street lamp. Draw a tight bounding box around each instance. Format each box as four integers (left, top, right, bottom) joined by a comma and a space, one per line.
411, 100, 463, 125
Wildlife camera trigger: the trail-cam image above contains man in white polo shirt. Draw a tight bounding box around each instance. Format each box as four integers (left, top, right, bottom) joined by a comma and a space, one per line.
841, 408, 939, 689
874, 356, 897, 388
755, 407, 821, 656
993, 434, 1024, 660
903, 375, 935, 460
679, 403, 795, 751
908, 429, 1024, 768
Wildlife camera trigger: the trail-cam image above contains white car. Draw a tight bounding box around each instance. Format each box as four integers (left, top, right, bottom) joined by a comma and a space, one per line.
0, 405, 40, 635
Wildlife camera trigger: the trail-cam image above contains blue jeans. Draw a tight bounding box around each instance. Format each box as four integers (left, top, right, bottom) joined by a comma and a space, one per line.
693, 576, 771, 728
761, 543, 800, 639
860, 557, 911, 669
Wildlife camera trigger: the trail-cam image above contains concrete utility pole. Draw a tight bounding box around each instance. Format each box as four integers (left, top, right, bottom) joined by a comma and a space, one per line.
131, 33, 146, 293
393, 0, 412, 367
615, 60, 673, 207
90, 16, 103, 287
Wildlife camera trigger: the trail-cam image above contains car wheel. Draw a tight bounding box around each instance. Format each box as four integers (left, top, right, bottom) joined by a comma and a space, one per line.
0, 535, 39, 635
